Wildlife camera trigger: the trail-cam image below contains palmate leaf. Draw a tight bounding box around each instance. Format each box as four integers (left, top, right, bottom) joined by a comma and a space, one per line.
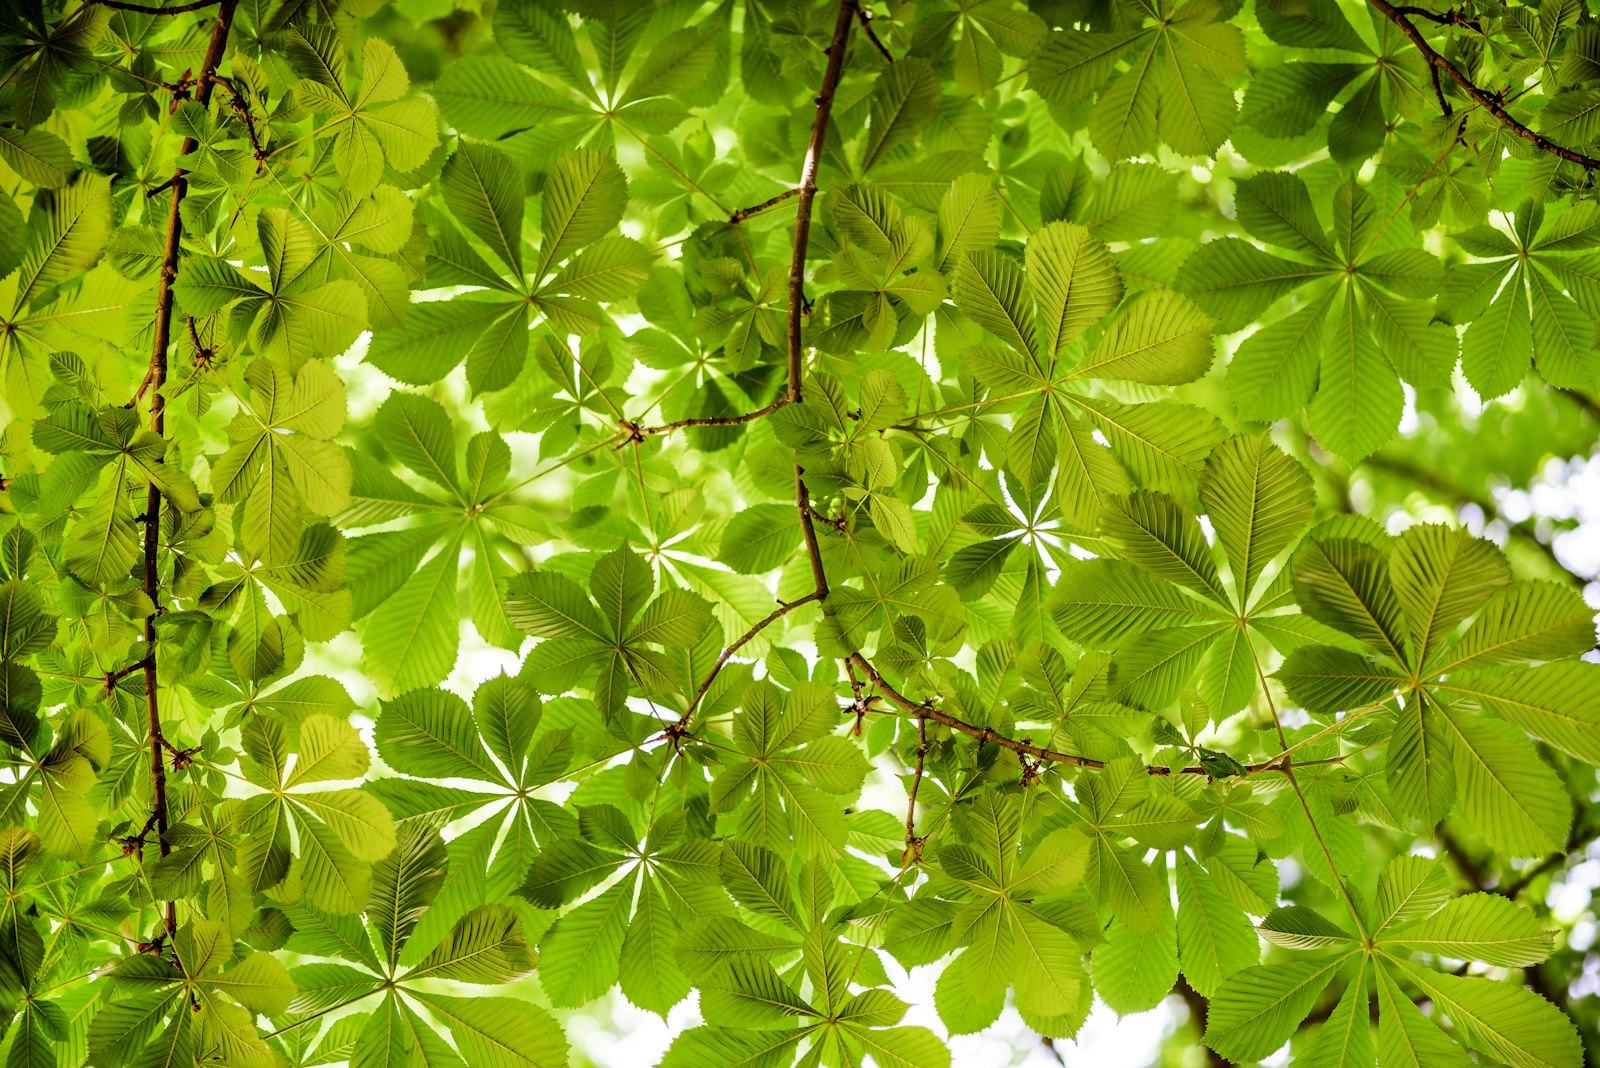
1028, 0, 1246, 159
7, 3, 1600, 1067
1180, 171, 1454, 458
1204, 955, 1350, 1062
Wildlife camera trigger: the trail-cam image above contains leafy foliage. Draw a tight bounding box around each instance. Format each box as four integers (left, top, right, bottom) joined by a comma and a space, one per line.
0, 1, 1598, 1067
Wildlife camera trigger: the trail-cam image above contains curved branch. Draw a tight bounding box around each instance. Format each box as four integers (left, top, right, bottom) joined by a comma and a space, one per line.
90, 0, 220, 11
1369, 0, 1600, 171
846, 654, 1297, 778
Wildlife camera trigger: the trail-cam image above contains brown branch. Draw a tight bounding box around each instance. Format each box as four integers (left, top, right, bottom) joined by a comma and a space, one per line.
104, 657, 151, 692
1439, 826, 1496, 890
1359, 453, 1585, 586
1174, 976, 1229, 1068
1559, 386, 1600, 423
125, 367, 154, 409
673, 591, 825, 729
1390, 4, 1483, 32
1370, 0, 1600, 171
662, 3, 860, 737
786, 0, 857, 405
729, 188, 800, 225
206, 73, 266, 168
620, 400, 790, 439
806, 504, 846, 532
901, 707, 929, 865
89, 0, 221, 12
627, 1, 855, 438
1501, 822, 1600, 898
846, 654, 1287, 777
796, 468, 831, 601
853, 2, 894, 63
1429, 63, 1453, 119
140, 0, 238, 940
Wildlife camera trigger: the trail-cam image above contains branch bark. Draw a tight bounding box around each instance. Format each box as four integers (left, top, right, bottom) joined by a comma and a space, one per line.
91, 0, 221, 11
141, 0, 238, 938
625, 1, 859, 437
786, 0, 856, 406
1369, 0, 1600, 171
846, 653, 1308, 778
1174, 975, 1229, 1068
728, 187, 799, 224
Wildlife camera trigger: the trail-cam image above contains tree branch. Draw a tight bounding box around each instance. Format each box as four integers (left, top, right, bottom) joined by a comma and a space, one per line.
1390, 4, 1483, 32
846, 654, 1298, 777
619, 399, 791, 440
729, 187, 799, 225
206, 73, 266, 168
901, 705, 929, 865
785, 0, 857, 405
853, 2, 894, 63
140, 0, 238, 939
90, 0, 221, 12
1174, 975, 1229, 1068
626, 2, 856, 438
673, 591, 824, 730
1359, 453, 1585, 586
1369, 0, 1600, 171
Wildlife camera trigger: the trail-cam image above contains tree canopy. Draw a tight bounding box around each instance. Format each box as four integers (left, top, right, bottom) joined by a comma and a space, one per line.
0, 0, 1597, 1066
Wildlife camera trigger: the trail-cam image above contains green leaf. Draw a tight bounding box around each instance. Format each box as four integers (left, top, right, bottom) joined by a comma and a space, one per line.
1441, 663, 1600, 766
1396, 962, 1583, 1068
1176, 851, 1259, 997
1025, 221, 1123, 357
1380, 893, 1556, 966
953, 251, 1038, 363
442, 142, 525, 275
1199, 434, 1314, 605
1204, 956, 1350, 1063
1072, 288, 1213, 385
538, 149, 628, 279
1389, 525, 1512, 669
1436, 700, 1571, 858
409, 992, 569, 1068
376, 689, 501, 781
718, 504, 800, 574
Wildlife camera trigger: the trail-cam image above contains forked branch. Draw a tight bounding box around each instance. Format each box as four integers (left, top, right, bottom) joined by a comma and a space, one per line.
625, 0, 859, 437
140, 0, 239, 938
1370, 0, 1600, 171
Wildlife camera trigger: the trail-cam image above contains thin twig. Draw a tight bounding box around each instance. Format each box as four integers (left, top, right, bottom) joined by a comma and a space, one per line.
674, 591, 825, 729
901, 708, 929, 865
627, 0, 856, 438
1370, 0, 1600, 171
786, 0, 857, 404
620, 400, 790, 439
729, 187, 800, 224
846, 654, 1285, 777
206, 73, 266, 168
104, 657, 151, 691
796, 467, 831, 601
1391, 4, 1483, 32
125, 367, 154, 409
140, 0, 239, 940
853, 2, 894, 63
89, 0, 221, 12
1429, 63, 1453, 118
